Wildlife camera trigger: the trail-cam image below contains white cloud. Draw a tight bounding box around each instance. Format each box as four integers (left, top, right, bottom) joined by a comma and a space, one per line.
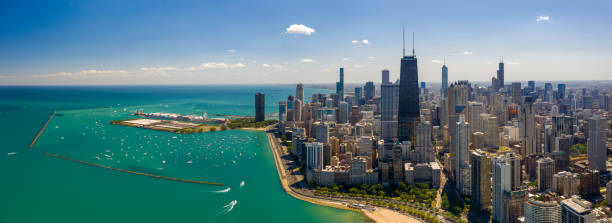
192, 62, 245, 69
226, 49, 236, 53
351, 39, 370, 45
273, 64, 287, 71
341, 57, 350, 61
76, 69, 128, 75
140, 67, 178, 71
285, 24, 315, 35
536, 15, 550, 23
201, 63, 229, 69
300, 58, 314, 63
462, 51, 473, 55
262, 64, 271, 68
353, 64, 364, 68
230, 62, 246, 68
368, 56, 376, 59
432, 59, 444, 64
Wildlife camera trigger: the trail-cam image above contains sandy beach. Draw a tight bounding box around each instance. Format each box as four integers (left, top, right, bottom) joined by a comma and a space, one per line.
265, 131, 423, 223
362, 208, 422, 223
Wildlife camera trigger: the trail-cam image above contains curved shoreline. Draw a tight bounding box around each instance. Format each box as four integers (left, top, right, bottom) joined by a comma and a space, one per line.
264, 131, 422, 223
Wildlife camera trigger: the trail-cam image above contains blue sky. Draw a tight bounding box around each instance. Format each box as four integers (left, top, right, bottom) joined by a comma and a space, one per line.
0, 0, 611, 85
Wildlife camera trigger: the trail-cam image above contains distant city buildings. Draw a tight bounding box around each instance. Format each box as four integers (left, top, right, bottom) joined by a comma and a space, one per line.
271, 34, 611, 223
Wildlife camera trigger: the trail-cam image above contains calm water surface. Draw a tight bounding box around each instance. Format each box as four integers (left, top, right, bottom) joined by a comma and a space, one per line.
0, 86, 370, 223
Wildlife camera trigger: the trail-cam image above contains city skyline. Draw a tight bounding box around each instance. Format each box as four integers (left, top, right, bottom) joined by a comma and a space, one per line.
1, 0, 612, 85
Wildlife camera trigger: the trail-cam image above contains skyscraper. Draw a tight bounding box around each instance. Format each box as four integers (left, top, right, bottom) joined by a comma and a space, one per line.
493, 155, 512, 223
557, 83, 566, 100
306, 142, 324, 170
354, 87, 362, 106
382, 69, 390, 84
392, 142, 403, 183
537, 157, 555, 192
528, 80, 535, 93
415, 117, 433, 163
336, 68, 344, 101
496, 59, 504, 90
398, 31, 420, 143
580, 170, 600, 199
364, 81, 375, 101
521, 96, 537, 157
296, 83, 304, 102
511, 82, 521, 104
455, 114, 471, 195
471, 149, 492, 211
588, 115, 607, 172
441, 62, 448, 96
278, 101, 287, 122
255, 92, 265, 122
338, 101, 349, 124
494, 153, 526, 223
381, 80, 400, 142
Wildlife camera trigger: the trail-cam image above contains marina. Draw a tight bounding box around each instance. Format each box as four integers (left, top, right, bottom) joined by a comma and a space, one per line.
134, 111, 229, 123
110, 118, 222, 133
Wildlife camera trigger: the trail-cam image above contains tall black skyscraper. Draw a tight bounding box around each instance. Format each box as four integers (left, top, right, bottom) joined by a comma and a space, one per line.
398, 30, 419, 143
441, 61, 448, 96
496, 59, 504, 90
255, 92, 265, 122
364, 81, 375, 101
336, 68, 344, 101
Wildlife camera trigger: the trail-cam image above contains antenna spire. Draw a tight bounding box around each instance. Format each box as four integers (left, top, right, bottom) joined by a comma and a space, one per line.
412, 32, 415, 56
444, 56, 446, 66
402, 24, 405, 57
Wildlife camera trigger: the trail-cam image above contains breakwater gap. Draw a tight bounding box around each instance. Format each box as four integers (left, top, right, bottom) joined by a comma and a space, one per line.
44, 152, 225, 186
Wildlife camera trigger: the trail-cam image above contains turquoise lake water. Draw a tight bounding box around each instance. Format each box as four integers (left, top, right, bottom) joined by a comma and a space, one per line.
0, 86, 370, 223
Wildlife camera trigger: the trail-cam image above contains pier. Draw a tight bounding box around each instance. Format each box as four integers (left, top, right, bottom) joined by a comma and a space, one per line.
44, 152, 225, 186
29, 110, 56, 148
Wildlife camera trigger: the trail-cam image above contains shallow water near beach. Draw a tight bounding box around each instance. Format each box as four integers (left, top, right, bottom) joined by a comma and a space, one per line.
0, 86, 370, 223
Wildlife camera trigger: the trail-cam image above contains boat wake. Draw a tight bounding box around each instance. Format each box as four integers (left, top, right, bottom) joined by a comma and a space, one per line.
214, 187, 231, 193
239, 180, 245, 188
7, 152, 17, 156
214, 200, 238, 216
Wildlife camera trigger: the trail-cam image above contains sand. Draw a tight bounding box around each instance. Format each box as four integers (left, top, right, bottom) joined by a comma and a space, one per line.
362, 208, 422, 223
266, 132, 424, 223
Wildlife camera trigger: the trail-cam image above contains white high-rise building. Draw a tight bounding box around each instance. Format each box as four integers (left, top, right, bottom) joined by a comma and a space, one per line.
455, 114, 471, 195
524, 196, 561, 223
493, 155, 512, 223
306, 142, 324, 170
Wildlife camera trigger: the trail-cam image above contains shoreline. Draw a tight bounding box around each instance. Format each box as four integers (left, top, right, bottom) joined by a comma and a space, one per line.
265, 130, 423, 223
